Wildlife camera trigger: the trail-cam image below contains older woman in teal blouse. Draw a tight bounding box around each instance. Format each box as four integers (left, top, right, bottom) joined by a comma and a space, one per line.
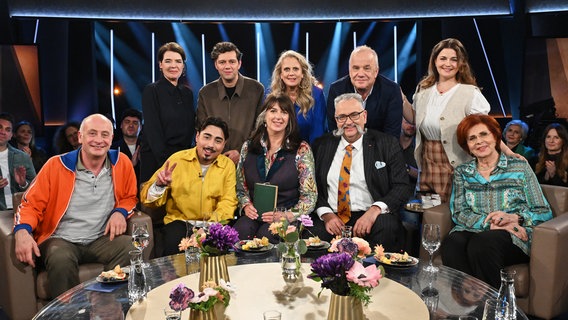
441, 114, 552, 288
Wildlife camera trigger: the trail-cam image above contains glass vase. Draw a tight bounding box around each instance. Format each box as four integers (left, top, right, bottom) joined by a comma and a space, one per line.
280, 241, 304, 296
199, 254, 230, 289
497, 269, 516, 320
327, 292, 364, 320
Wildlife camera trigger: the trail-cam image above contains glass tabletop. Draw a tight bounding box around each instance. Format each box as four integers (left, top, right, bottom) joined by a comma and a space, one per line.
32, 248, 528, 320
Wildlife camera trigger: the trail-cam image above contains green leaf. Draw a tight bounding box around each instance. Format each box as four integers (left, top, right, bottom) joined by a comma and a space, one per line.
277, 242, 287, 253
297, 240, 308, 254
285, 232, 299, 242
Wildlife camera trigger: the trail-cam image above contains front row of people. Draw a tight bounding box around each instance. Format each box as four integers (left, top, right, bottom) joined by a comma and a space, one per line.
11, 95, 554, 300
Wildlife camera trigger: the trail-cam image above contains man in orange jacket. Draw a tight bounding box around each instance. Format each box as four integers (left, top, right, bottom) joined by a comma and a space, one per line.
13, 114, 138, 298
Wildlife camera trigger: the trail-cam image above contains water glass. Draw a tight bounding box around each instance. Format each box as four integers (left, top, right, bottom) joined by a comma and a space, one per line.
422, 224, 441, 273
341, 225, 353, 238
164, 307, 181, 320
421, 286, 439, 313
263, 310, 282, 320
482, 299, 509, 320
128, 250, 147, 303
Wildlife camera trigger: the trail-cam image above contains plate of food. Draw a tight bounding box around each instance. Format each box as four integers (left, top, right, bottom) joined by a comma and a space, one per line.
235, 237, 274, 253
96, 265, 129, 283
374, 252, 419, 268
305, 237, 331, 250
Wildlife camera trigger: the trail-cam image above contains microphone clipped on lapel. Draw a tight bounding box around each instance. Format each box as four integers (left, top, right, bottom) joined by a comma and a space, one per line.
375, 161, 386, 169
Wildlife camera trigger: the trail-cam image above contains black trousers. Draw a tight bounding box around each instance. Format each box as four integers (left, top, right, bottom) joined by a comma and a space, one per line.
309, 211, 405, 252
162, 220, 193, 256
441, 230, 529, 288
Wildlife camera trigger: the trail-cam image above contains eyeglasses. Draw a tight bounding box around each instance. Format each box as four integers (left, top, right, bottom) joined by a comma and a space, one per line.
335, 110, 364, 123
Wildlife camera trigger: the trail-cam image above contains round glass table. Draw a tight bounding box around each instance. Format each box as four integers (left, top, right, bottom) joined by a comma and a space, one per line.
32, 248, 529, 320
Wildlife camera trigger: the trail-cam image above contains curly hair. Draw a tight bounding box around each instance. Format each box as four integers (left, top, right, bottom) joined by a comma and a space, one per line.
418, 38, 478, 89
53, 122, 80, 154
270, 50, 315, 116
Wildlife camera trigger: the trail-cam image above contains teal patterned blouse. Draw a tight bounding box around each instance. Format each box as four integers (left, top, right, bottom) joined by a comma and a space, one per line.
450, 153, 553, 255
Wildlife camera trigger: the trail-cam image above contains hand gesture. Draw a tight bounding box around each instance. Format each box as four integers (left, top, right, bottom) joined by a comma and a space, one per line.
104, 211, 127, 241
20, 146, 32, 156
156, 160, 177, 187
14, 229, 41, 267
242, 203, 259, 220
223, 150, 240, 164
14, 166, 27, 187
0, 177, 7, 189
131, 145, 140, 167
545, 160, 556, 177
322, 213, 344, 236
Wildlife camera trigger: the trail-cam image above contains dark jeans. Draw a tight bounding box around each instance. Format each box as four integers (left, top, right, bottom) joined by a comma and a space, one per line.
162, 220, 193, 256
441, 230, 529, 288
39, 235, 133, 298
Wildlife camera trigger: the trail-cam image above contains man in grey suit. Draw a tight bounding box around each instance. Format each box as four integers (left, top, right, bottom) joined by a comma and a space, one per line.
311, 93, 409, 251
0, 112, 35, 210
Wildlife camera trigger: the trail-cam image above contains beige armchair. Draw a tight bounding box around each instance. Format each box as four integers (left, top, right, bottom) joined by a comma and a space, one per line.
0, 193, 154, 320
420, 184, 568, 319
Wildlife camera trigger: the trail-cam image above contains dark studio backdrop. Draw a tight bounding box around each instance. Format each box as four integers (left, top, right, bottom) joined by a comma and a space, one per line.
0, 0, 567, 154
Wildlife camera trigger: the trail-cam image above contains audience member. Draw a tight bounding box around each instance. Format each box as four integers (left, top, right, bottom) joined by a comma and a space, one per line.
53, 121, 80, 154
140, 117, 237, 256
10, 120, 47, 173
402, 38, 492, 203
535, 123, 568, 186
111, 108, 142, 186
0, 113, 36, 210
13, 114, 138, 298
441, 114, 552, 288
400, 117, 418, 191
234, 94, 317, 243
503, 119, 537, 166
311, 93, 409, 251
140, 42, 195, 183
197, 42, 265, 164
327, 45, 402, 138
269, 50, 327, 144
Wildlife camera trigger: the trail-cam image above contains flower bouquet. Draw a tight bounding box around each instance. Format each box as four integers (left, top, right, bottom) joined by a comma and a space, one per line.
179, 223, 239, 257
179, 222, 240, 289
169, 279, 235, 319
268, 214, 313, 273
328, 236, 372, 260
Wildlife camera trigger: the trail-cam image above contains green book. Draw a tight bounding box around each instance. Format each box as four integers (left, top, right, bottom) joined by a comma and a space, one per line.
254, 183, 278, 220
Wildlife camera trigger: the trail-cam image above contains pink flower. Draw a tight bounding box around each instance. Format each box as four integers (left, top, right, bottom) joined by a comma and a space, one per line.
190, 287, 219, 303
286, 225, 297, 234
351, 237, 371, 258
346, 261, 382, 288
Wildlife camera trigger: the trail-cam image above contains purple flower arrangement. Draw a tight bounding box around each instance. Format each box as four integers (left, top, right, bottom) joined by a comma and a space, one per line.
308, 251, 383, 306
199, 223, 239, 256
168, 280, 234, 312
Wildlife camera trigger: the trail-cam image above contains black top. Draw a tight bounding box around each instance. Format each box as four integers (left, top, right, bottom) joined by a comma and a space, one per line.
536, 152, 568, 187
139, 78, 195, 181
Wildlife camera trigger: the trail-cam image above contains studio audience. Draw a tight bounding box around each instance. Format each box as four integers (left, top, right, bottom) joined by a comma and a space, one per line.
535, 123, 568, 186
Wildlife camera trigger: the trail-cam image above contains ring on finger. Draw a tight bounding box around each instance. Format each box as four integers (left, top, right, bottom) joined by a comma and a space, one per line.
513, 226, 519, 232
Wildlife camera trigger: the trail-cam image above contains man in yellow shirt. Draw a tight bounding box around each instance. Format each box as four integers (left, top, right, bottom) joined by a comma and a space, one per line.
140, 117, 237, 256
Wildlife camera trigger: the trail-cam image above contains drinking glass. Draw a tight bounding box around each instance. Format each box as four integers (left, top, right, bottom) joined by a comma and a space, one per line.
459, 316, 479, 320
131, 223, 150, 267
341, 225, 353, 238
422, 224, 441, 273
164, 307, 182, 320
482, 299, 508, 320
421, 286, 439, 313
202, 212, 212, 231
263, 310, 282, 320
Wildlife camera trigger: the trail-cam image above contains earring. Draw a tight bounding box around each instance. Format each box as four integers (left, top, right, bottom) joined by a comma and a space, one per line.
264, 122, 267, 127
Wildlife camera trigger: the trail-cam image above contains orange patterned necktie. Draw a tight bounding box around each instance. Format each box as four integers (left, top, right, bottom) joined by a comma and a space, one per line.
337, 144, 353, 223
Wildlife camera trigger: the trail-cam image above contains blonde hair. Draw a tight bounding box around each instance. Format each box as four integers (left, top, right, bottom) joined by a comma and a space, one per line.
270, 50, 315, 116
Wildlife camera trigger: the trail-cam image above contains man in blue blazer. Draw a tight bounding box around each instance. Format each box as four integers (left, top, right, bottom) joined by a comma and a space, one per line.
312, 93, 409, 251
326, 45, 403, 139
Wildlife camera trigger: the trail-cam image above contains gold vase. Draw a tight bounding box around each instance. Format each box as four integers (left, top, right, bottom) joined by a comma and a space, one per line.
188, 308, 216, 320
198, 255, 230, 289
327, 292, 364, 320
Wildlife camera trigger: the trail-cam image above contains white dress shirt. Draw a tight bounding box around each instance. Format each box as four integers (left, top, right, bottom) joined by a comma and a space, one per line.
316, 135, 388, 219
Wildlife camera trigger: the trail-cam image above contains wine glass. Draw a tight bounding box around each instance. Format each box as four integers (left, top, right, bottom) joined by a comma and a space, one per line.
131, 223, 150, 267
422, 224, 441, 273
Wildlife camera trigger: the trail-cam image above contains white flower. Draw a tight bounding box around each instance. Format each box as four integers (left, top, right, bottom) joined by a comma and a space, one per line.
219, 278, 237, 294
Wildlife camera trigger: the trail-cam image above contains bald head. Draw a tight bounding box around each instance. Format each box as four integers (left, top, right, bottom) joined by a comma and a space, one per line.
79, 114, 114, 161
